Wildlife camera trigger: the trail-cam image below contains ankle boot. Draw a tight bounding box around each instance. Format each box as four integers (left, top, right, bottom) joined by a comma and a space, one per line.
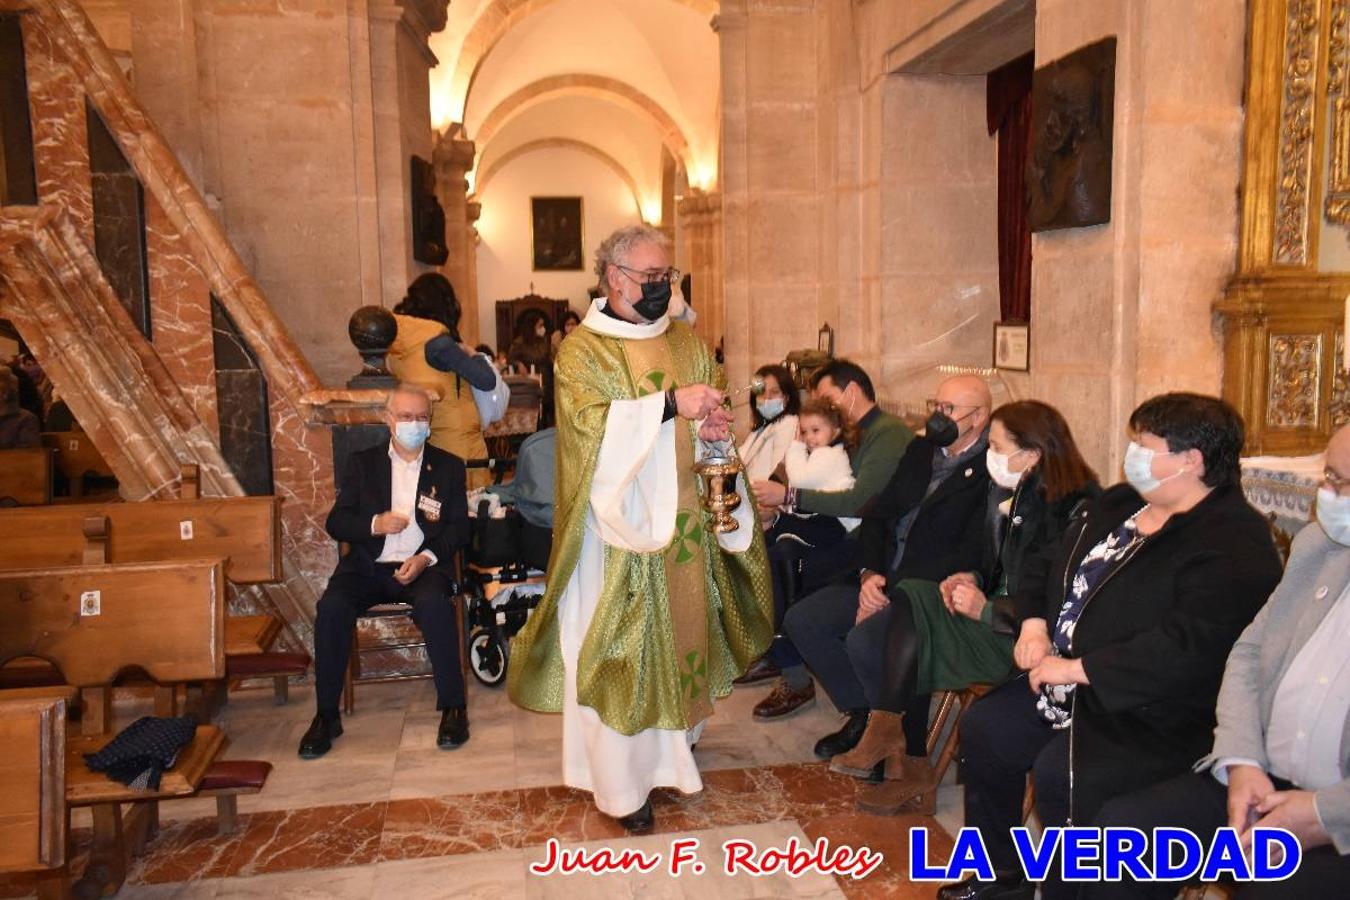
829, 709, 906, 778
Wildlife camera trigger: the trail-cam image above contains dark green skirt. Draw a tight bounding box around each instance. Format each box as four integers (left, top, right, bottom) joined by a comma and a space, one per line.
894, 578, 1015, 694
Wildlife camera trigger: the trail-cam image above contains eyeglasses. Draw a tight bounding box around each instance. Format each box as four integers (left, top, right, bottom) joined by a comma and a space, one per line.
1324, 468, 1350, 493
925, 400, 982, 417
614, 264, 681, 285
391, 412, 431, 423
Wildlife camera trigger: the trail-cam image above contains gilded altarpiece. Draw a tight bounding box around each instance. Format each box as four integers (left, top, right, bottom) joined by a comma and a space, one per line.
1219, 0, 1350, 453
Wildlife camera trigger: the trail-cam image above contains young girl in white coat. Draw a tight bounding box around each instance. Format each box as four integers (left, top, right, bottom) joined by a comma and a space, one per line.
767, 398, 859, 549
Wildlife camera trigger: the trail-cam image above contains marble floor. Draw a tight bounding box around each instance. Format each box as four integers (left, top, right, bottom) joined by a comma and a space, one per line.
10, 676, 970, 899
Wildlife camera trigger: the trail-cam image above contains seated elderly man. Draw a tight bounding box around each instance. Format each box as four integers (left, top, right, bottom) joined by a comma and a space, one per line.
299, 383, 470, 759
1078, 423, 1350, 900
782, 374, 995, 760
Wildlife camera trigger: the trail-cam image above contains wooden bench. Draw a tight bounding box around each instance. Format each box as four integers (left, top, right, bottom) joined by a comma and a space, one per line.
0, 687, 72, 897
0, 495, 283, 583
0, 446, 54, 506
0, 559, 231, 897
39, 431, 113, 498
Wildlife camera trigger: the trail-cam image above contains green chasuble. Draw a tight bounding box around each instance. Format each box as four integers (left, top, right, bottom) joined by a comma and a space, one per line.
507, 317, 774, 736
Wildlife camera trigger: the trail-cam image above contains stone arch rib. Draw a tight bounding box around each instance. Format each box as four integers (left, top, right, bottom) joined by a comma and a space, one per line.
476, 138, 645, 213
471, 74, 692, 172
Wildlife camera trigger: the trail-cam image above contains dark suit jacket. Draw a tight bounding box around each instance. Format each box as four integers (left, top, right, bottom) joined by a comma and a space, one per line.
856, 434, 992, 583
325, 443, 469, 577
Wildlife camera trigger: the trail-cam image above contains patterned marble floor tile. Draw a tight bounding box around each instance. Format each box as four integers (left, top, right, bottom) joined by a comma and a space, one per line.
218, 802, 387, 879
799, 811, 954, 900
372, 850, 528, 899
379, 790, 522, 860
208, 863, 377, 899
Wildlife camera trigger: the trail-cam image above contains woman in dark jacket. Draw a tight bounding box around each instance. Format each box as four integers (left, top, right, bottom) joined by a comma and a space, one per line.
832, 401, 1100, 816
937, 393, 1283, 900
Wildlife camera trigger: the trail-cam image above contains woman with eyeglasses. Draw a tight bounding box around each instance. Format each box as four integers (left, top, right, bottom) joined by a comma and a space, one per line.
830, 400, 1100, 816
935, 393, 1283, 900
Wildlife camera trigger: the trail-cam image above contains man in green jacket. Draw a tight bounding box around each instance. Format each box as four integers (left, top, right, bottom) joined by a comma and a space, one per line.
749, 360, 914, 718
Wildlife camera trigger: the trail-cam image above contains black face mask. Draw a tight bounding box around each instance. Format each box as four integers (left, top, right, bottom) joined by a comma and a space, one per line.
925, 411, 959, 448
632, 280, 671, 322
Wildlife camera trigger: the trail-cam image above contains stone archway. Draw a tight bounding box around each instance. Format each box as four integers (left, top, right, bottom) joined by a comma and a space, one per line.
471, 73, 693, 172
476, 137, 645, 213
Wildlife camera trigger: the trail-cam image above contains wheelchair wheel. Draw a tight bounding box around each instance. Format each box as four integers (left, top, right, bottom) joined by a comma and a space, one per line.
468, 626, 509, 687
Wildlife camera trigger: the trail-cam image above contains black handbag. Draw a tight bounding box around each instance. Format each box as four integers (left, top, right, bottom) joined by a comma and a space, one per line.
83, 716, 197, 790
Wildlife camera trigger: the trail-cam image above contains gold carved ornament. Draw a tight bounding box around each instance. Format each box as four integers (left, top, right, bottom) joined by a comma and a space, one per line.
1267, 333, 1324, 427
1275, 0, 1322, 264
1326, 0, 1350, 225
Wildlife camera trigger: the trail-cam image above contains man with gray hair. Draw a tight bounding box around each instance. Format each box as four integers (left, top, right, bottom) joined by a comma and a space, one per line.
299, 384, 470, 759
508, 224, 774, 832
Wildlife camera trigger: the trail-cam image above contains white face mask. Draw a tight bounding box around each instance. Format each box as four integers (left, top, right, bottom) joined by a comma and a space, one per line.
756, 398, 786, 421
986, 449, 1026, 490
1317, 486, 1350, 545
1123, 440, 1185, 496
394, 420, 430, 451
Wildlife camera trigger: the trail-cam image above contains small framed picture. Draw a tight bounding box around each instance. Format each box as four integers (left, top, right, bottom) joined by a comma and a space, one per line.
993, 321, 1030, 372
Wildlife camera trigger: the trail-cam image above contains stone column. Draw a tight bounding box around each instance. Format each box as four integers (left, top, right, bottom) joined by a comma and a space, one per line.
676, 190, 724, 352
465, 199, 482, 346
367, 0, 449, 305
433, 130, 478, 343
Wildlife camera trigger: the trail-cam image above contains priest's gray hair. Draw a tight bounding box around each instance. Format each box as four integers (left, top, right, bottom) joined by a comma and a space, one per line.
593, 224, 670, 288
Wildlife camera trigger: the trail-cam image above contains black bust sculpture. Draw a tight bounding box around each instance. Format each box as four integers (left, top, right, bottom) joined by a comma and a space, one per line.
347, 305, 397, 388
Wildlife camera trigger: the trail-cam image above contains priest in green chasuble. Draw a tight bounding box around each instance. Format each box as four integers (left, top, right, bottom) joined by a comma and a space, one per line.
507, 224, 773, 832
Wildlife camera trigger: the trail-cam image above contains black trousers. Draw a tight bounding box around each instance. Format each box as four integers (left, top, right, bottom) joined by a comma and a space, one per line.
765, 537, 857, 670
313, 565, 464, 715
1085, 771, 1350, 900
959, 674, 1074, 899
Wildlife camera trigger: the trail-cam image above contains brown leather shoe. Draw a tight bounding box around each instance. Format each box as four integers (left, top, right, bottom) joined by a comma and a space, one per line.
830, 709, 906, 777
752, 680, 816, 720
857, 757, 936, 815
733, 657, 781, 685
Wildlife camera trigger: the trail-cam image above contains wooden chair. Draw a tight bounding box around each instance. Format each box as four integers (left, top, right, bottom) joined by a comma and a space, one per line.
0, 446, 54, 506
343, 596, 469, 715
926, 683, 1035, 822
0, 687, 72, 899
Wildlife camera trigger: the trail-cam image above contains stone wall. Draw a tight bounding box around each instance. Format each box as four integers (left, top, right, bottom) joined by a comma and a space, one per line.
79, 0, 450, 386
720, 0, 1245, 477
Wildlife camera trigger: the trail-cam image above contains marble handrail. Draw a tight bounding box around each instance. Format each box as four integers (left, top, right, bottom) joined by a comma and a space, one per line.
24, 0, 322, 406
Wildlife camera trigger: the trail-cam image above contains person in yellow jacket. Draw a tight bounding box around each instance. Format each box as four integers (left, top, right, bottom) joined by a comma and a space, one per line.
386, 273, 497, 489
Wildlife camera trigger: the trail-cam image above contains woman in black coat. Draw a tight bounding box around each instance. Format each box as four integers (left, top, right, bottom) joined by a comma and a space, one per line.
937, 393, 1284, 900
832, 401, 1100, 815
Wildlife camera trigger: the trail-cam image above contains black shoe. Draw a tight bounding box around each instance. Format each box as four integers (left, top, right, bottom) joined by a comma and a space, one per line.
616, 798, 654, 834
298, 713, 342, 759
813, 709, 870, 759
935, 872, 1033, 900
437, 706, 469, 749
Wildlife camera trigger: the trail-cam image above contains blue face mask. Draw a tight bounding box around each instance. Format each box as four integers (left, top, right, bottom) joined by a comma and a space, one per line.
1123, 440, 1184, 495
394, 420, 430, 451
1317, 486, 1350, 545
756, 398, 785, 421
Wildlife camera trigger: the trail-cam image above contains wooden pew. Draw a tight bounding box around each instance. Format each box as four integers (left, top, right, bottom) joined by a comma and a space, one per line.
0, 687, 72, 897
0, 560, 228, 897
0, 446, 54, 506
0, 496, 282, 583
40, 431, 113, 499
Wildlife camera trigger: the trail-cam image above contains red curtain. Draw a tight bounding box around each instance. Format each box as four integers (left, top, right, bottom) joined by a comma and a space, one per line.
987, 53, 1034, 323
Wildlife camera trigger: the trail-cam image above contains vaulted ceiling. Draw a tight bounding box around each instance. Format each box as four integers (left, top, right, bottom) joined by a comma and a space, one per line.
429, 0, 721, 221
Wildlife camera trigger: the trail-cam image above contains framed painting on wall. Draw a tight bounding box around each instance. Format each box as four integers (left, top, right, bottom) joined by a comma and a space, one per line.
531, 196, 584, 271
993, 321, 1030, 372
